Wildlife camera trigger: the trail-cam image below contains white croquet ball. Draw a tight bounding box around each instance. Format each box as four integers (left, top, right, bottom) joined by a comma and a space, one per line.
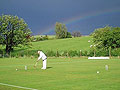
97, 71, 99, 73
16, 69, 18, 71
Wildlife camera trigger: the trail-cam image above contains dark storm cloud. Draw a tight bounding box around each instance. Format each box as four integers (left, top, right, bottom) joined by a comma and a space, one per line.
0, 0, 120, 35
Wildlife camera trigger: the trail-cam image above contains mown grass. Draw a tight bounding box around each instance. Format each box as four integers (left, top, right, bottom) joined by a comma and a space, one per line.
0, 57, 120, 90
31, 36, 92, 51
14, 36, 92, 53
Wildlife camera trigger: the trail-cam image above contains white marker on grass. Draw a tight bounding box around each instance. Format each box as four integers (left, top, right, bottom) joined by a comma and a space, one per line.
25, 66, 27, 70
105, 65, 108, 70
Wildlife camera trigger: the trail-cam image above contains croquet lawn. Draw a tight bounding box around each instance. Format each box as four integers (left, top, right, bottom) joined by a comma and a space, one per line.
0, 57, 120, 90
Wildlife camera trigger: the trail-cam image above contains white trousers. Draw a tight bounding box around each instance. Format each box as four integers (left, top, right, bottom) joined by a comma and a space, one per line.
42, 59, 47, 69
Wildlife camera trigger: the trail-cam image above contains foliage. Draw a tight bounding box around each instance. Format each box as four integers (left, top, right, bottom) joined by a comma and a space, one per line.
111, 48, 120, 56
89, 48, 109, 56
46, 50, 56, 57
56, 50, 60, 57
92, 26, 120, 49
66, 32, 72, 38
0, 15, 31, 53
31, 35, 49, 42
1, 49, 120, 58
68, 50, 78, 57
55, 22, 67, 39
109, 27, 120, 48
72, 31, 82, 37
55, 22, 71, 39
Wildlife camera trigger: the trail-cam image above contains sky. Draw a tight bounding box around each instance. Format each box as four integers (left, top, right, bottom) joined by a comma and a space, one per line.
0, 0, 120, 35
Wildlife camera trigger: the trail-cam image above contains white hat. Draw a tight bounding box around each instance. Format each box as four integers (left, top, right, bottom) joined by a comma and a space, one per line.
38, 51, 40, 53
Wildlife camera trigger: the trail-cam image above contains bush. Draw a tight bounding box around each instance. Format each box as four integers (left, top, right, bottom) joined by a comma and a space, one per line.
2, 48, 120, 58
96, 49, 109, 56
46, 50, 56, 57
43, 35, 48, 40
88, 50, 94, 57
68, 50, 78, 57
82, 50, 88, 56
60, 51, 68, 57
56, 50, 60, 57
66, 32, 72, 38
31, 35, 49, 42
111, 48, 120, 56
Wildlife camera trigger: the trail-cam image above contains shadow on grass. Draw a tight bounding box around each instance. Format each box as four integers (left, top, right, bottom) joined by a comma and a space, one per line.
47, 67, 52, 69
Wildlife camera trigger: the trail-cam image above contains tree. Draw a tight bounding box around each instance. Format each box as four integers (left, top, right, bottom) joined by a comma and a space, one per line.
108, 27, 120, 48
66, 32, 72, 38
55, 22, 67, 39
72, 31, 81, 37
92, 26, 120, 49
0, 15, 32, 54
91, 26, 110, 49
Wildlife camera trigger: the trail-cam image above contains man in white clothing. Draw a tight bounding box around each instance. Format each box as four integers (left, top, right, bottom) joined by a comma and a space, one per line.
34, 50, 47, 70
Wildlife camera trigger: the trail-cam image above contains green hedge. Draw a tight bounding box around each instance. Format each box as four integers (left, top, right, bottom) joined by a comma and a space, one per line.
1, 48, 120, 58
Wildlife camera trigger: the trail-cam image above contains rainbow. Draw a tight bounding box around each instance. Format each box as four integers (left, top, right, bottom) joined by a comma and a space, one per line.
40, 8, 120, 35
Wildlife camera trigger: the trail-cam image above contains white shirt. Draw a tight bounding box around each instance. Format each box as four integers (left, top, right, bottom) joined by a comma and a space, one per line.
38, 51, 47, 60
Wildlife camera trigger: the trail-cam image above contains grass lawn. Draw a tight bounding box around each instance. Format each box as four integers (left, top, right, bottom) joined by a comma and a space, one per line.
13, 36, 92, 53
31, 36, 92, 51
0, 57, 120, 90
